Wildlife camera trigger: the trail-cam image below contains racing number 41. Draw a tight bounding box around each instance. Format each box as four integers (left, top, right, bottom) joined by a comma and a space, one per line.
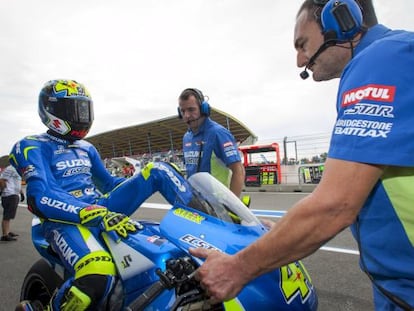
280, 261, 313, 304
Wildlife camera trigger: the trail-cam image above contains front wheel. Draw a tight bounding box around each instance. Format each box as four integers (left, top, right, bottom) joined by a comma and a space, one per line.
20, 258, 63, 306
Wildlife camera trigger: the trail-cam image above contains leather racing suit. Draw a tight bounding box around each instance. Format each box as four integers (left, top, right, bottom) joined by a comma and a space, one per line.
10, 132, 190, 310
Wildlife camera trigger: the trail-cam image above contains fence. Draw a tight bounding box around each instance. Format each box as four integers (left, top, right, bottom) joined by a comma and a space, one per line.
106, 132, 331, 184
254, 132, 330, 185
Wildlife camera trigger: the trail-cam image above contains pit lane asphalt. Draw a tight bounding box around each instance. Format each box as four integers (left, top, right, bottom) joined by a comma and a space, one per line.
0, 192, 373, 311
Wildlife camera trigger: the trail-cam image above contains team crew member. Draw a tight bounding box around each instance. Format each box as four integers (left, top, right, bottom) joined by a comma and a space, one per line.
14, 80, 191, 311
178, 88, 245, 197
190, 0, 414, 309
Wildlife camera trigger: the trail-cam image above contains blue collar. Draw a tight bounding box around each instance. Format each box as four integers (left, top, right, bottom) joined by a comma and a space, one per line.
354, 24, 392, 56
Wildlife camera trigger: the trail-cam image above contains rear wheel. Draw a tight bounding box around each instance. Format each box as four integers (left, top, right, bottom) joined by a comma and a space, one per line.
20, 259, 63, 306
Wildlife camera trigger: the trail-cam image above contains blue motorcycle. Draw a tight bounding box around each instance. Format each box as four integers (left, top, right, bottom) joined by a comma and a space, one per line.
19, 172, 318, 310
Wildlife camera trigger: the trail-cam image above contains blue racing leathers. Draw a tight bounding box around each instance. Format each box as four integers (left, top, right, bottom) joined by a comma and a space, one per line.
10, 132, 191, 309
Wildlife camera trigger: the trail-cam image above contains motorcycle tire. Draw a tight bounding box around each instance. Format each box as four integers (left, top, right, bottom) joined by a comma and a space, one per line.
20, 258, 63, 306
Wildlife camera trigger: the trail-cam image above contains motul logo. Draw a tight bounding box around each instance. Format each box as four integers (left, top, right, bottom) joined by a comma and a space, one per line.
342, 84, 396, 107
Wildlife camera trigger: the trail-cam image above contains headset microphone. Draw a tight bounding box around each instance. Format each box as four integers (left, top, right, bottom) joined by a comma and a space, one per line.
300, 38, 337, 80
186, 116, 202, 126
300, 68, 311, 80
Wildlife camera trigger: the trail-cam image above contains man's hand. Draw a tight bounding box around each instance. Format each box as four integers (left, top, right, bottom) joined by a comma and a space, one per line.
79, 206, 138, 242
260, 218, 275, 230
100, 212, 138, 239
189, 248, 247, 303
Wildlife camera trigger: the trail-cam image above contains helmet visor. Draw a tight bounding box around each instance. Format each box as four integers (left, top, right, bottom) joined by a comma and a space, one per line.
45, 97, 93, 124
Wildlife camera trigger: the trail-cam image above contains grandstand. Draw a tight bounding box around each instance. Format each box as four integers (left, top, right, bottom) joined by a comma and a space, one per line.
86, 107, 257, 160
0, 109, 328, 188
0, 108, 255, 169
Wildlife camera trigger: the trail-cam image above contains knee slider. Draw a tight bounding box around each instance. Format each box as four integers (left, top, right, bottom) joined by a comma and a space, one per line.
60, 285, 91, 311
70, 274, 114, 310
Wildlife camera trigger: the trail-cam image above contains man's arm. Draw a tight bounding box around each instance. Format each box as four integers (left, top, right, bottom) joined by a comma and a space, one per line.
0, 178, 6, 192
228, 161, 245, 197
191, 157, 384, 302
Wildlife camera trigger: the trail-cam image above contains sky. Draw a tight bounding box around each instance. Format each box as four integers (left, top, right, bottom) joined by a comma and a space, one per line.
1, 0, 413, 156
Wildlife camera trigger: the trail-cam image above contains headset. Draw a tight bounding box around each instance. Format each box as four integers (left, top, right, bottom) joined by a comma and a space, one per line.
300, 0, 364, 79
177, 88, 211, 118
320, 0, 363, 42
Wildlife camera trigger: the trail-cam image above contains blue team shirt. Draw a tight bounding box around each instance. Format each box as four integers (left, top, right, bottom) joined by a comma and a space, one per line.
328, 24, 414, 307
183, 117, 241, 186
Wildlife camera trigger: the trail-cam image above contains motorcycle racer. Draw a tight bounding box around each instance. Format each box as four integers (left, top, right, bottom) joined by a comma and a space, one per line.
12, 79, 190, 311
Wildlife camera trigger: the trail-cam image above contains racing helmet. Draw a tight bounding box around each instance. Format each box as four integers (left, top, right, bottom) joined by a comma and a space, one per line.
38, 79, 94, 140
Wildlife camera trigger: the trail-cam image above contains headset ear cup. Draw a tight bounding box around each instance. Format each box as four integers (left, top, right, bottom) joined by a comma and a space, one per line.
200, 102, 210, 116
177, 107, 182, 119
321, 0, 363, 41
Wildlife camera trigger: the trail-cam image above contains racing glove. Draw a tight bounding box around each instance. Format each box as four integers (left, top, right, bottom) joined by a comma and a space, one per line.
79, 205, 138, 242
100, 212, 138, 239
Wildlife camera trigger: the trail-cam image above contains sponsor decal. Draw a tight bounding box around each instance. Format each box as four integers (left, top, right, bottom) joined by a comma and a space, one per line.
173, 208, 205, 224
52, 230, 80, 266
84, 187, 95, 196
78, 150, 88, 157
46, 113, 70, 135
184, 150, 199, 165
83, 205, 102, 212
341, 84, 396, 107
225, 150, 239, 157
52, 119, 62, 129
223, 141, 238, 158
63, 167, 91, 177
70, 189, 83, 198
180, 234, 221, 251
54, 146, 70, 155
15, 142, 22, 154
40, 196, 82, 214
46, 133, 68, 144
155, 163, 186, 192
121, 254, 132, 268
344, 103, 394, 118
75, 255, 112, 272
147, 235, 167, 246
56, 159, 92, 170
334, 119, 393, 138
22, 165, 38, 179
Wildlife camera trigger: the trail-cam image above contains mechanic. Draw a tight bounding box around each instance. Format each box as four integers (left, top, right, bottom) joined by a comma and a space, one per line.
178, 88, 245, 197
190, 0, 414, 309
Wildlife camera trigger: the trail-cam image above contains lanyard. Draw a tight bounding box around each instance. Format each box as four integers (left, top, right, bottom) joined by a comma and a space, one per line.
196, 141, 204, 173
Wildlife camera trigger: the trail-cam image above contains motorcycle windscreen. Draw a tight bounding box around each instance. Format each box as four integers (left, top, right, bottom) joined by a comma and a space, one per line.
179, 172, 262, 226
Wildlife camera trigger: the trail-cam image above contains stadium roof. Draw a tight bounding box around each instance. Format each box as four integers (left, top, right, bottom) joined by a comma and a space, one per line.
86, 107, 257, 159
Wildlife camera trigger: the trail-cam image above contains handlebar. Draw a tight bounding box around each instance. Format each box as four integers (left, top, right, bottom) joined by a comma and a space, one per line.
125, 279, 166, 311
125, 257, 198, 311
